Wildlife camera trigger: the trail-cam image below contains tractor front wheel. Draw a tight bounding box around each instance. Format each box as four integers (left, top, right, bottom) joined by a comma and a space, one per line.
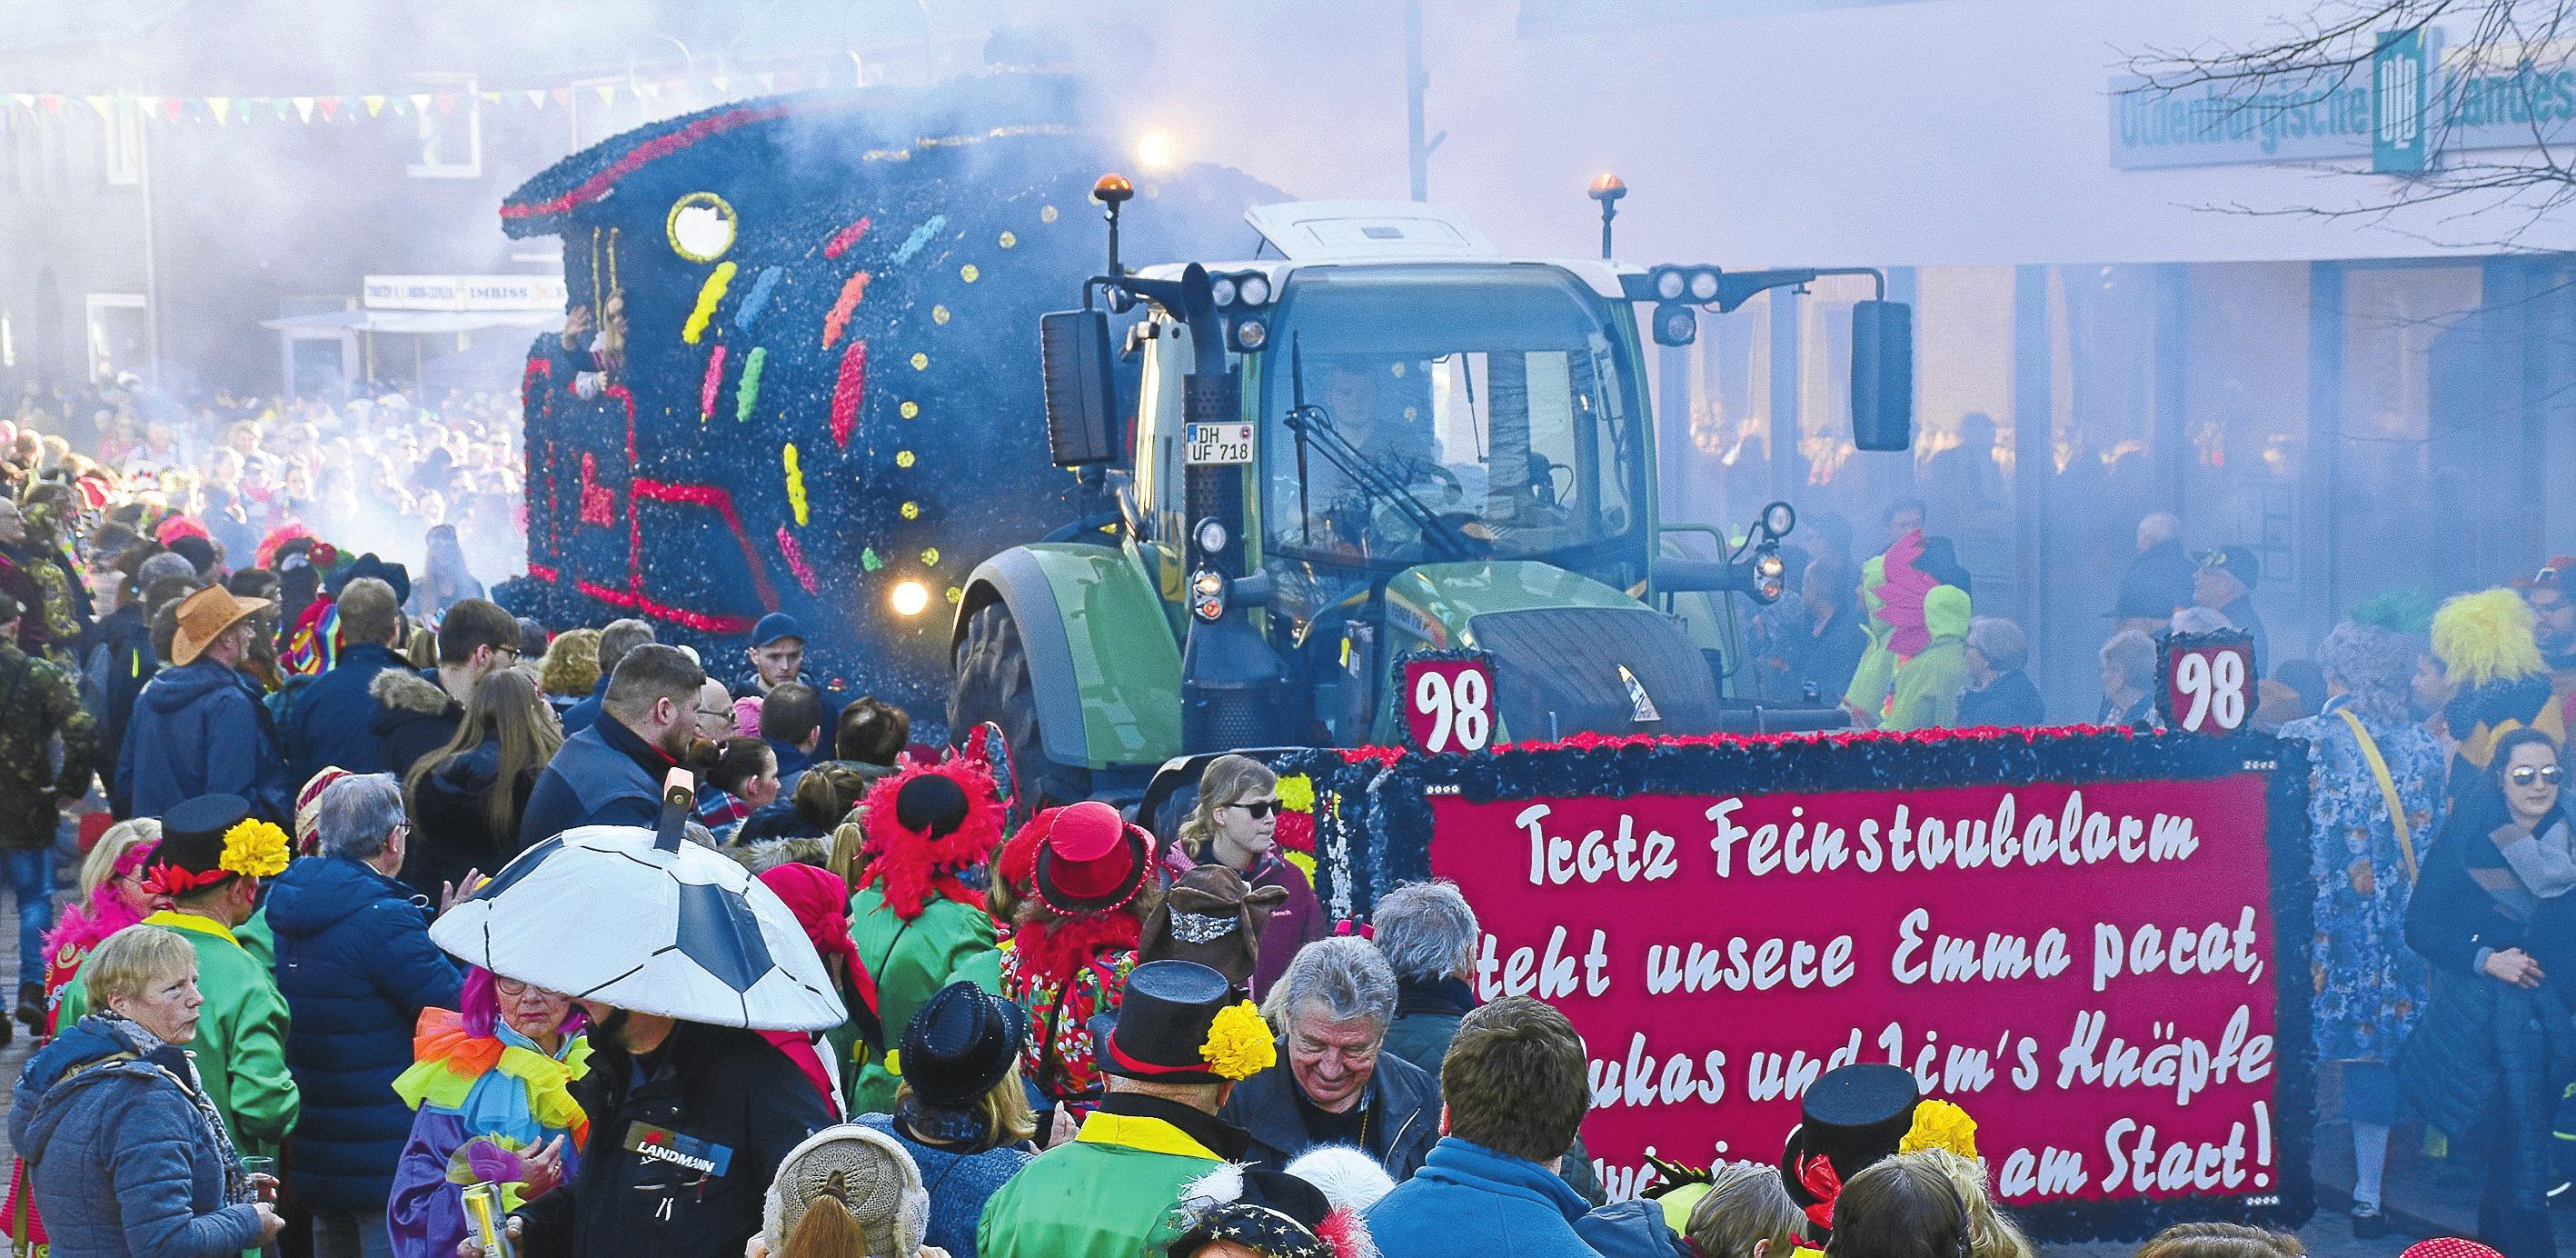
950, 600, 1089, 814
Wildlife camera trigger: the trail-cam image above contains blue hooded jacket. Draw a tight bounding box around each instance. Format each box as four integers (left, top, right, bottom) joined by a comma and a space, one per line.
280, 642, 412, 787
1368, 1137, 1602, 1258
117, 657, 292, 824
517, 714, 670, 849
264, 854, 462, 1210
8, 1015, 266, 1258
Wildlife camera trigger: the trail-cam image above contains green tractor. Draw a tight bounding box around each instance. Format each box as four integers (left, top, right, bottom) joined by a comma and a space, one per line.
950, 178, 1915, 809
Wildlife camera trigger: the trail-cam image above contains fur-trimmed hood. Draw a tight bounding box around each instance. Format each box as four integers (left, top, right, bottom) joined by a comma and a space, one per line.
368, 666, 455, 717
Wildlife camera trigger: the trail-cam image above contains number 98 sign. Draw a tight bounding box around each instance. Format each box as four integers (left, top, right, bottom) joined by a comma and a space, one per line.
1403, 654, 1498, 754
2163, 636, 2253, 734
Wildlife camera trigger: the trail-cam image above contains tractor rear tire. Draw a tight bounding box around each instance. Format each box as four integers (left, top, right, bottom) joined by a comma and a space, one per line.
950, 600, 1089, 812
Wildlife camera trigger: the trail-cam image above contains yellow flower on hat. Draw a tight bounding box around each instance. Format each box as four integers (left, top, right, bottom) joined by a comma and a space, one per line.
1277, 774, 1315, 814
219, 820, 291, 880
1898, 1099, 1978, 1160
1201, 1002, 1276, 1081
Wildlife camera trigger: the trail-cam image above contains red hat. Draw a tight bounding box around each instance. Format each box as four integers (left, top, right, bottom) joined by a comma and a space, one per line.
2401, 1243, 2502, 1258
1032, 801, 1149, 916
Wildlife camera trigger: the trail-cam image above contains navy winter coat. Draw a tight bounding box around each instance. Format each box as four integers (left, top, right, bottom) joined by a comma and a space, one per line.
403, 739, 537, 902
9, 1015, 265, 1258
558, 675, 611, 737
518, 715, 671, 849
117, 657, 292, 824
81, 602, 154, 807
264, 854, 462, 1211
281, 642, 412, 788
369, 666, 462, 780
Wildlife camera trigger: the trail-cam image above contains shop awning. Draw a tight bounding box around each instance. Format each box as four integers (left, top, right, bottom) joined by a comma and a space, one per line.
259, 309, 560, 334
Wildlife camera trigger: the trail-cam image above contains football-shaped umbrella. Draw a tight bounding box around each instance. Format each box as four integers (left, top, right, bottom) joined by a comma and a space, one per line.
430, 805, 846, 1032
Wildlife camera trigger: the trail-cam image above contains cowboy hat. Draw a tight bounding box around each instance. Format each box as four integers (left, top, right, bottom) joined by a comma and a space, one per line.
173, 584, 271, 667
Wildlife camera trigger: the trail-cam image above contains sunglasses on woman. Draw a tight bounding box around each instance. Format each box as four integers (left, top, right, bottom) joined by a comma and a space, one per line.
2511, 765, 2562, 786
1229, 800, 1280, 819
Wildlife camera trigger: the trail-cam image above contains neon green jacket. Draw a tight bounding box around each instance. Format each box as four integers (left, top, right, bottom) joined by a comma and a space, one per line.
1885, 585, 1972, 732
845, 887, 1003, 1115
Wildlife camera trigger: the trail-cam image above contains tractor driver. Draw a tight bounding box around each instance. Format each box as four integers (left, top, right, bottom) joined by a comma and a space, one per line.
1294, 361, 1451, 557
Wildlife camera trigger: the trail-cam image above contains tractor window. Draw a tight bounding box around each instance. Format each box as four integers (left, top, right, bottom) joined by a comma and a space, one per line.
1259, 265, 1643, 569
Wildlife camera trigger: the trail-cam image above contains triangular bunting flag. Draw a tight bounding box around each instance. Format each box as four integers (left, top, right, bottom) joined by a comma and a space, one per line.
549, 86, 571, 106
208, 96, 231, 125
592, 84, 616, 106
636, 81, 661, 100
273, 97, 293, 120
525, 88, 547, 109
7, 94, 33, 111
436, 92, 457, 114
83, 95, 113, 121
410, 93, 433, 114
160, 96, 181, 123
315, 96, 339, 121
363, 95, 386, 116
474, 91, 498, 105
37, 95, 61, 115
292, 96, 314, 123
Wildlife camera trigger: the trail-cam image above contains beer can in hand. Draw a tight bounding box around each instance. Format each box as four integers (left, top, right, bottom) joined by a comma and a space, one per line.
462, 1181, 514, 1258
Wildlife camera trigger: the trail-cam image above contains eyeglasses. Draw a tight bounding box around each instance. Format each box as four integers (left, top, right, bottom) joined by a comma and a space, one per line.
493, 976, 531, 996
2511, 765, 2563, 786
1229, 800, 1280, 819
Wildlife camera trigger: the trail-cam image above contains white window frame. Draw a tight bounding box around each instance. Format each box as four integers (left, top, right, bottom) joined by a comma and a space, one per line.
85, 294, 146, 384
407, 73, 482, 180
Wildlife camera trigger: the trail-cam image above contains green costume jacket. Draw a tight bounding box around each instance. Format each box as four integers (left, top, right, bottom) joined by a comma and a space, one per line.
975, 1103, 1228, 1258
0, 637, 94, 851
845, 887, 1002, 1114
1885, 585, 1972, 733
58, 909, 299, 1160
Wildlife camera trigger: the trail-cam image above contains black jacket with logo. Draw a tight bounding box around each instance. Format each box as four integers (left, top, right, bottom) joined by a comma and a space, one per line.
512, 1020, 832, 1258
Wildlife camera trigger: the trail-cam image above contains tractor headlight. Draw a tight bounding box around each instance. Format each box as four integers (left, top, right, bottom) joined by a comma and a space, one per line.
1238, 273, 1271, 305
1194, 517, 1229, 556
1231, 317, 1269, 353
1762, 501, 1796, 538
1209, 275, 1238, 307
890, 579, 931, 617
1689, 268, 1721, 303
1190, 568, 1228, 622
1653, 266, 1687, 302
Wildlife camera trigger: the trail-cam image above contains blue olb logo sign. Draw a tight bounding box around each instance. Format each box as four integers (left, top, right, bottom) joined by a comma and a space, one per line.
2372, 27, 2429, 174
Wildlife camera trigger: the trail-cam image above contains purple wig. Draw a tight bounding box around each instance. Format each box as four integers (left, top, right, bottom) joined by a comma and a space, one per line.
460, 967, 587, 1040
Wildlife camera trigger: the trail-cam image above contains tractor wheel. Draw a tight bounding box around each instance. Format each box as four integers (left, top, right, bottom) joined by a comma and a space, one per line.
950, 600, 1089, 812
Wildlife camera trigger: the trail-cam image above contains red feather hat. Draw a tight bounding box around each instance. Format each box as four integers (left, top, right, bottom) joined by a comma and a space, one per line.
852, 754, 1003, 920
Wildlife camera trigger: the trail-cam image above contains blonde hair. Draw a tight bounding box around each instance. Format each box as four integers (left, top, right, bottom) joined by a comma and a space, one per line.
85, 924, 194, 1008
828, 819, 867, 891
536, 627, 602, 698
79, 818, 163, 899
895, 1060, 1037, 1150
1178, 754, 1278, 858
1686, 1162, 1805, 1258
2132, 1223, 2304, 1258
1895, 1150, 2032, 1258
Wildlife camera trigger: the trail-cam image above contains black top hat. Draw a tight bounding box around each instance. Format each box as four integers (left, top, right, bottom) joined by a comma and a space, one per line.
1098, 960, 1238, 1083
900, 981, 1029, 1109
145, 794, 255, 894
333, 553, 412, 607
1778, 1063, 1920, 1210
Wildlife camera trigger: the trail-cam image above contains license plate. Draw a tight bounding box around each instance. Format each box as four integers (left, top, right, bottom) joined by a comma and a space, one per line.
1184, 422, 1256, 464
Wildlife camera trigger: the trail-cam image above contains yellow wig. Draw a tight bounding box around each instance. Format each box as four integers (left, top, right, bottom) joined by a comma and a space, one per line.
2432, 588, 2545, 688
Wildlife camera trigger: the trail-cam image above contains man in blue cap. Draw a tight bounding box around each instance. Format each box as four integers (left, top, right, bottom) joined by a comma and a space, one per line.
745, 613, 844, 731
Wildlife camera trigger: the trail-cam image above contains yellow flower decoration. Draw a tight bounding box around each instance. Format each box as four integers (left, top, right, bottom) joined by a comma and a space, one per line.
1277, 774, 1315, 814
219, 820, 291, 880
883, 1049, 903, 1077
1202, 1002, 1276, 1081
1898, 1099, 1978, 1160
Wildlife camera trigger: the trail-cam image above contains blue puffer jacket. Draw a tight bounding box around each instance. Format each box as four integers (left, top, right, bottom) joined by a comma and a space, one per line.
281, 642, 412, 788
1368, 1137, 1600, 1258
117, 656, 292, 824
8, 1015, 265, 1258
264, 854, 462, 1210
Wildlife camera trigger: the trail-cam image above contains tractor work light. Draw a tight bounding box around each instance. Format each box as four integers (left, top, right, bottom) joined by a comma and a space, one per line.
1654, 267, 1686, 301
1238, 273, 1270, 305
1208, 271, 1273, 308
1761, 501, 1796, 539
1645, 265, 1723, 307
1190, 568, 1229, 622
1688, 269, 1721, 303
1653, 303, 1698, 347
1194, 517, 1229, 556
1230, 317, 1269, 353
1209, 275, 1238, 308
890, 579, 931, 618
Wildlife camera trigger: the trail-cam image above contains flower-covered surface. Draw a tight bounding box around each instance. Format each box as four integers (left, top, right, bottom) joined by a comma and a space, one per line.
497, 76, 1279, 716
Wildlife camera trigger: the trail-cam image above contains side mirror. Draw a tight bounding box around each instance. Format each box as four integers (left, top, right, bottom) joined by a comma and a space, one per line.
1039, 309, 1120, 466
1850, 299, 1913, 452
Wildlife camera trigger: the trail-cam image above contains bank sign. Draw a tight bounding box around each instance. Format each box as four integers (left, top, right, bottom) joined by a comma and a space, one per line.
2110, 26, 2576, 171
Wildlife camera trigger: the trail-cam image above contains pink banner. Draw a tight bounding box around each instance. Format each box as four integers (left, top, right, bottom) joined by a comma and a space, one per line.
1429, 773, 2282, 1209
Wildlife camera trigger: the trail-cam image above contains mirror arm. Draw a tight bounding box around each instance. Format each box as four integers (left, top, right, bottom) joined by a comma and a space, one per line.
1710, 266, 1885, 314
